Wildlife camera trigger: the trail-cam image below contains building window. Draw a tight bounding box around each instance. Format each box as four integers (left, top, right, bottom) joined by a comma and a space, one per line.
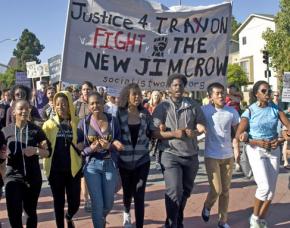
240, 59, 253, 82
242, 36, 247, 45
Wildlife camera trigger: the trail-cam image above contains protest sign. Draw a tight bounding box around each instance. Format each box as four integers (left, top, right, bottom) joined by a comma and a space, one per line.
26, 61, 49, 78
61, 0, 231, 90
282, 72, 290, 102
48, 55, 62, 84
15, 72, 31, 88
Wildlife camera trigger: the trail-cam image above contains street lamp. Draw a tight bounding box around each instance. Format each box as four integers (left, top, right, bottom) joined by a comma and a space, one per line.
0, 38, 17, 43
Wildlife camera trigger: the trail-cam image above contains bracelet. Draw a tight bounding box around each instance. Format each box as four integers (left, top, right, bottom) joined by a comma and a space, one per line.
35, 147, 40, 156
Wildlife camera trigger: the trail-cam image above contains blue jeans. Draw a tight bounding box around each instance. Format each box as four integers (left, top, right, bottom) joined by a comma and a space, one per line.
84, 158, 117, 228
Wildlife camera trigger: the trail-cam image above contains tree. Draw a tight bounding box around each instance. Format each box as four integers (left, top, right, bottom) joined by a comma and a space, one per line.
13, 29, 45, 71
0, 67, 21, 89
263, 0, 290, 78
231, 16, 241, 41
227, 63, 248, 87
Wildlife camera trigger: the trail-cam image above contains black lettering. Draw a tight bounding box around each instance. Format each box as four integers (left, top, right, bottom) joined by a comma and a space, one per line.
173, 37, 183, 53
112, 16, 122, 27
101, 54, 109, 71
92, 12, 100, 23
220, 17, 228, 33
168, 59, 183, 75
135, 58, 150, 75
82, 12, 92, 22
149, 59, 166, 76
216, 56, 228, 76
184, 18, 195, 33
123, 19, 133, 30
71, 2, 86, 20
197, 37, 207, 53
169, 18, 180, 33
84, 51, 100, 69
156, 17, 168, 33
211, 18, 220, 34
194, 17, 209, 32
205, 57, 215, 76
113, 56, 131, 72
195, 58, 205, 76
183, 38, 196, 54
184, 57, 195, 77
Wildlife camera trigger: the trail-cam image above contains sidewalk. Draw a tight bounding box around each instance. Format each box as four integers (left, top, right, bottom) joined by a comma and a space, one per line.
0, 155, 290, 227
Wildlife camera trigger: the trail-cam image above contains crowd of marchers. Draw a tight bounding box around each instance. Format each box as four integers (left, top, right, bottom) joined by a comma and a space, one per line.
0, 74, 290, 228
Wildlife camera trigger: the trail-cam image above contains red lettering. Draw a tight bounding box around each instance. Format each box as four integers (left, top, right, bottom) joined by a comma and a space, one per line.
93, 27, 106, 48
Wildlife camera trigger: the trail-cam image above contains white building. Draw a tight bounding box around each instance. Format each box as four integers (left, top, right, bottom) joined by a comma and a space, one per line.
232, 14, 277, 91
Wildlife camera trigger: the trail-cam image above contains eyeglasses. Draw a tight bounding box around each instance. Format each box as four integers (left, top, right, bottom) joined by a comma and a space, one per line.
259, 89, 272, 95
273, 94, 279, 97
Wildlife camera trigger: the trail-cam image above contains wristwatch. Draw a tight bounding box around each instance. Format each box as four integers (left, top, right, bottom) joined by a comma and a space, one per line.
35, 147, 40, 156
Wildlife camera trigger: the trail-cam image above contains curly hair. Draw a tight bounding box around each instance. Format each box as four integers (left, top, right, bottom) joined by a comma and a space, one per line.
118, 83, 143, 110
166, 73, 187, 87
10, 85, 31, 101
252, 80, 269, 100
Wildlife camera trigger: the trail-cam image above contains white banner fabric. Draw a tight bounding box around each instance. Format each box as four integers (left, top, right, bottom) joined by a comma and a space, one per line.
61, 0, 232, 90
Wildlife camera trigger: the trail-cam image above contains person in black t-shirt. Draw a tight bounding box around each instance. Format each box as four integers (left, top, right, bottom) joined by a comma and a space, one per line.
1, 99, 51, 228
42, 91, 84, 228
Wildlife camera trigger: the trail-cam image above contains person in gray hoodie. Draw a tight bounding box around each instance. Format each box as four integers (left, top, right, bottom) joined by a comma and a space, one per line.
152, 73, 206, 228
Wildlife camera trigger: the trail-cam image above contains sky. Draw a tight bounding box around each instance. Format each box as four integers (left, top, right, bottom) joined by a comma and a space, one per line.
0, 0, 280, 66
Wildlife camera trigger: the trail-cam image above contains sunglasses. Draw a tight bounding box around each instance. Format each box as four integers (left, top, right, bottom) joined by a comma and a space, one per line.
273, 94, 279, 97
259, 89, 272, 95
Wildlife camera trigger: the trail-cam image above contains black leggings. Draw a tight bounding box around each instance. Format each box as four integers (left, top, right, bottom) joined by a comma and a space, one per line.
49, 171, 81, 228
119, 161, 150, 228
5, 180, 42, 228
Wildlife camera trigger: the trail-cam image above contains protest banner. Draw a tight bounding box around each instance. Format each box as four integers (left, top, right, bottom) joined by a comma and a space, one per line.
282, 72, 290, 102
48, 54, 62, 84
15, 72, 31, 88
26, 61, 37, 78
61, 0, 232, 90
26, 61, 50, 78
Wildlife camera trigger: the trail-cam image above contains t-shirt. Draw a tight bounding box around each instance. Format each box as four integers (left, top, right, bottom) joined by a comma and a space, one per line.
51, 121, 83, 172
201, 104, 240, 159
2, 122, 49, 184
241, 102, 280, 140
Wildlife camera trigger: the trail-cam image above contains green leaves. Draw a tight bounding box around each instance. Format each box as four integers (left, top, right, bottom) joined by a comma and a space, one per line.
13, 29, 45, 71
263, 0, 290, 76
227, 63, 248, 87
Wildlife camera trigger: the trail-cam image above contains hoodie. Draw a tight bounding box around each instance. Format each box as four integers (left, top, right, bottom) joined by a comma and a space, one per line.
152, 97, 206, 157
42, 91, 82, 178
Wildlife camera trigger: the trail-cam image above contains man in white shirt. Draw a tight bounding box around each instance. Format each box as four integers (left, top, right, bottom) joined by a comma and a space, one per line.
201, 82, 240, 228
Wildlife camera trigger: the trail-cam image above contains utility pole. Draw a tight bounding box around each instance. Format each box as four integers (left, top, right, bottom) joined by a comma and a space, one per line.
262, 50, 271, 84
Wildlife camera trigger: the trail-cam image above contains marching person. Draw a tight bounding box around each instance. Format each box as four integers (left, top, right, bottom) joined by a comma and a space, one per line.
235, 81, 290, 228
152, 73, 206, 228
42, 91, 83, 228
117, 83, 156, 228
6, 85, 41, 126
200, 83, 240, 228
41, 86, 56, 121
74, 81, 93, 212
78, 92, 124, 227
2, 99, 50, 228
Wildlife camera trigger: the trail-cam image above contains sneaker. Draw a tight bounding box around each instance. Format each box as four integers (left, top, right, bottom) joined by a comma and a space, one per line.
217, 222, 231, 228
249, 214, 260, 228
123, 211, 132, 227
201, 206, 210, 222
258, 219, 268, 228
84, 200, 92, 212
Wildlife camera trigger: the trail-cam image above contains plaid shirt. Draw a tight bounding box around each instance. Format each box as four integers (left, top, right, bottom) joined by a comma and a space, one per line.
117, 108, 156, 170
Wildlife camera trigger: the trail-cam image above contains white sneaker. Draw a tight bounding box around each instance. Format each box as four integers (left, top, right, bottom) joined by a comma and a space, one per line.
123, 211, 132, 227
249, 214, 260, 228
258, 219, 268, 228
